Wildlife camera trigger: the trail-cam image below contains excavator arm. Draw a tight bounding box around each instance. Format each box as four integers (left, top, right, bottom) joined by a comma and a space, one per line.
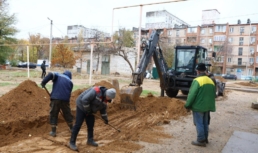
120, 30, 168, 109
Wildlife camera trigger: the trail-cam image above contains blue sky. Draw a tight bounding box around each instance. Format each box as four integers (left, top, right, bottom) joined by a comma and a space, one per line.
9, 0, 258, 39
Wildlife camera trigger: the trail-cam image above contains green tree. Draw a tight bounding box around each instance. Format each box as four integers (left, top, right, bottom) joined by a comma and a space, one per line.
0, 0, 18, 64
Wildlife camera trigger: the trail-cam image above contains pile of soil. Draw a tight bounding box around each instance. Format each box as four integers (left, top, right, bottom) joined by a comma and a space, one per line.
0, 80, 50, 146
0, 79, 189, 153
236, 82, 258, 87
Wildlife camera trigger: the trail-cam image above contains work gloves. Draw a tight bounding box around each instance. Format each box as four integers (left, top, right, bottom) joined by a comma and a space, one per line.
83, 104, 91, 114
101, 116, 108, 124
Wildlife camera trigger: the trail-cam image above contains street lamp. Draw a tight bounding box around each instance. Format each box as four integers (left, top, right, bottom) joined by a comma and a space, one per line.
111, 0, 187, 66
48, 17, 53, 68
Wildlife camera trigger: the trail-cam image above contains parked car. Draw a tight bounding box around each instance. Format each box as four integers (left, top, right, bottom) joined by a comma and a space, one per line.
222, 74, 237, 80
17, 62, 37, 69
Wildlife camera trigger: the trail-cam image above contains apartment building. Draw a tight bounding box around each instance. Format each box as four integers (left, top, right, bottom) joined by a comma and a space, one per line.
67, 25, 110, 40
145, 10, 190, 29
163, 20, 258, 77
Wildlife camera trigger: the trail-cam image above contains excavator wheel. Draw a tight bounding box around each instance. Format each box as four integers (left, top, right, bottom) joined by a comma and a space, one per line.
120, 85, 142, 110
181, 90, 189, 95
165, 89, 179, 97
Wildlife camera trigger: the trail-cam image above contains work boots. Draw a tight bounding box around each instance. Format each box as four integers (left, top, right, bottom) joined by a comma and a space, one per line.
69, 133, 78, 151
87, 130, 98, 147
191, 140, 206, 147
49, 126, 56, 137
87, 138, 98, 147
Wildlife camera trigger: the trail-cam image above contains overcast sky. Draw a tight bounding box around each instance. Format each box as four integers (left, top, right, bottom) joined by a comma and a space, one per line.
9, 0, 258, 39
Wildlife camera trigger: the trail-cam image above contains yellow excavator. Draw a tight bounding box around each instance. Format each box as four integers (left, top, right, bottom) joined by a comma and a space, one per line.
120, 30, 225, 110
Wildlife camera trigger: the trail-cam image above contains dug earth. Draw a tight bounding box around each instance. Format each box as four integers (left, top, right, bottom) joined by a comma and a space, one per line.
0, 77, 257, 153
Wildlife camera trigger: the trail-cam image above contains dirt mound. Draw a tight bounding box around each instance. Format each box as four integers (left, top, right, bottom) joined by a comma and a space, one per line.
215, 76, 226, 83
0, 79, 189, 153
236, 82, 258, 87
0, 79, 49, 122
0, 79, 50, 147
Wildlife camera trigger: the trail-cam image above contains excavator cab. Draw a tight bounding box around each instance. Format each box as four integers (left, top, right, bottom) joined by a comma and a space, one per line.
173, 46, 207, 76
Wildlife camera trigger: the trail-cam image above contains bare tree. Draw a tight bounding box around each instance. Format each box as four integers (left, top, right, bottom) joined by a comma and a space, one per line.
110, 28, 136, 72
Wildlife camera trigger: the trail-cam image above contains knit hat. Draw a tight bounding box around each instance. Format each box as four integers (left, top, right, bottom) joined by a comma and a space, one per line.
196, 63, 206, 71
106, 88, 116, 99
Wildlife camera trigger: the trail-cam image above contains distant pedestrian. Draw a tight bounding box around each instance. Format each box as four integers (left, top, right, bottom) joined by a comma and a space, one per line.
41, 70, 74, 137
69, 86, 116, 151
41, 60, 46, 78
184, 63, 216, 147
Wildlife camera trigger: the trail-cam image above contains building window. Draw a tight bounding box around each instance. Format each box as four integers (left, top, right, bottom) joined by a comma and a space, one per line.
201, 38, 205, 44
240, 27, 244, 33
228, 37, 233, 43
209, 38, 212, 44
176, 30, 179, 36
250, 57, 254, 63
215, 25, 226, 32
250, 47, 254, 55
228, 58, 231, 62
214, 46, 222, 52
239, 37, 244, 45
214, 35, 226, 41
238, 47, 243, 55
238, 58, 242, 65
250, 37, 255, 44
252, 26, 257, 33
229, 27, 234, 33
209, 28, 213, 33
201, 28, 205, 34
256, 56, 258, 63
187, 27, 197, 33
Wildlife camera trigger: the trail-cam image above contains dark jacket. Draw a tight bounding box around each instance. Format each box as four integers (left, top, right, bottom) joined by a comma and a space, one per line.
41, 62, 46, 71
76, 86, 108, 116
41, 71, 73, 102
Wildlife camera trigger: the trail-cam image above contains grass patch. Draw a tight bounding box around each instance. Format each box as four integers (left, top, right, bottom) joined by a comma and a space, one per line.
141, 90, 159, 96
0, 82, 16, 87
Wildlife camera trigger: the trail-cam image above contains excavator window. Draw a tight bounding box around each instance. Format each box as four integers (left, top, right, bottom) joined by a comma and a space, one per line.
176, 49, 196, 73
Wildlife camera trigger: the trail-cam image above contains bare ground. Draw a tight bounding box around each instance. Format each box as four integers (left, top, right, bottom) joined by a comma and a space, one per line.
0, 69, 258, 153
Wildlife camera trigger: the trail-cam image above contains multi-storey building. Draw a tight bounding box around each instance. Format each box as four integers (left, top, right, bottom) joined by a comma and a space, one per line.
163, 19, 257, 77
145, 10, 190, 29
67, 25, 110, 40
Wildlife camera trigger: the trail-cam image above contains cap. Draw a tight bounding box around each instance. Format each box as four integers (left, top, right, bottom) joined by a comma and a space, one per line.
196, 63, 206, 71
106, 88, 116, 99
63, 70, 72, 79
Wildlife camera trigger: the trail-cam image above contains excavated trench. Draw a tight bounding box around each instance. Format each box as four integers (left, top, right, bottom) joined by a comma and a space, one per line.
0, 79, 189, 152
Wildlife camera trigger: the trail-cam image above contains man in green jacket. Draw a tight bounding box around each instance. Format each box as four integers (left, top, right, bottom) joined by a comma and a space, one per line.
185, 63, 216, 147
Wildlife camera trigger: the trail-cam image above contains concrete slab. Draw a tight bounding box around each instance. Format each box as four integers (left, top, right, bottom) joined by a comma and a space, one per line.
222, 131, 258, 153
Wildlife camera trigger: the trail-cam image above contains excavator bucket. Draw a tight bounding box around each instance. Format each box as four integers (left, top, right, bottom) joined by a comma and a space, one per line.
120, 85, 142, 110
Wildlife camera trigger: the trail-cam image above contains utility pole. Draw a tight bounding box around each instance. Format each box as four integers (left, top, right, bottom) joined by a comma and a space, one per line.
246, 21, 251, 76
48, 17, 53, 68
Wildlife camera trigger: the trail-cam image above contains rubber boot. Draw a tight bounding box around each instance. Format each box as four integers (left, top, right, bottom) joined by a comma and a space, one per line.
87, 131, 98, 147
49, 126, 56, 137
69, 132, 78, 151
